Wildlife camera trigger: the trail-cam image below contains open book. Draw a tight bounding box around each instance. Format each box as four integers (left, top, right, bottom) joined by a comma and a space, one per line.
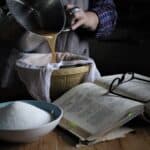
53, 73, 150, 146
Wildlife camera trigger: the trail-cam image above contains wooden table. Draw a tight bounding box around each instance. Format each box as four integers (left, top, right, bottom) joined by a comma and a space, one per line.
0, 126, 150, 150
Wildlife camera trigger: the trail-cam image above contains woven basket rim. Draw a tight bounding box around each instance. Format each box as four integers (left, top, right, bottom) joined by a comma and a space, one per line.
52, 65, 90, 76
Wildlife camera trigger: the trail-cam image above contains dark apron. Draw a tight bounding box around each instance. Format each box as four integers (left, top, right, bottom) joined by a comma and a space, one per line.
56, 0, 89, 56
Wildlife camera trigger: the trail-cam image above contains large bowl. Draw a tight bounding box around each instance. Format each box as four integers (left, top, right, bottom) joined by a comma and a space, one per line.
16, 53, 90, 101
0, 100, 63, 143
51, 65, 90, 100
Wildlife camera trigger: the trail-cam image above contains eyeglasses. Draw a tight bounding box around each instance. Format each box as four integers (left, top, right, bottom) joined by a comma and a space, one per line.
108, 72, 150, 103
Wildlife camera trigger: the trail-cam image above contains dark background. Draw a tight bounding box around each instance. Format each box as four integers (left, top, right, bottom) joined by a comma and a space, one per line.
90, 0, 150, 76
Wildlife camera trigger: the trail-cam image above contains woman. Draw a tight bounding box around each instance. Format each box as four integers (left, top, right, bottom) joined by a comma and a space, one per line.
0, 0, 117, 98
55, 0, 117, 56
17, 0, 118, 56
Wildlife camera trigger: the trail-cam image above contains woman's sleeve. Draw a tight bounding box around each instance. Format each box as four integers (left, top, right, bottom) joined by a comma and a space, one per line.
91, 0, 118, 38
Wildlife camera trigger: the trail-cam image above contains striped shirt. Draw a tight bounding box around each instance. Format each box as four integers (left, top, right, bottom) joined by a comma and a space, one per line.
90, 0, 118, 38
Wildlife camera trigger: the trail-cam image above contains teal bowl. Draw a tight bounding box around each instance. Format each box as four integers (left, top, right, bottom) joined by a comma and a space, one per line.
0, 100, 63, 143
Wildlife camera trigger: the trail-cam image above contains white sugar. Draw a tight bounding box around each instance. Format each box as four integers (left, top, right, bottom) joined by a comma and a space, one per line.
0, 102, 51, 130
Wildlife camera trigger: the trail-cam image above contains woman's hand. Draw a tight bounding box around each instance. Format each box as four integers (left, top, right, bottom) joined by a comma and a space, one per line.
66, 4, 99, 31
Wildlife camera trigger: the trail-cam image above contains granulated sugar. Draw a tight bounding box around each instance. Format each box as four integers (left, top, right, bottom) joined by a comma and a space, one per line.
0, 102, 51, 130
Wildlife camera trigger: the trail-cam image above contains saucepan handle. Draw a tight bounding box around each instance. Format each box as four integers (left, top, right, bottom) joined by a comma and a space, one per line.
64, 6, 80, 32
67, 6, 80, 16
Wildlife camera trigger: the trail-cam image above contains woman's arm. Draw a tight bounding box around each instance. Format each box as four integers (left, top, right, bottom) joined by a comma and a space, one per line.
66, 0, 117, 38
91, 0, 118, 38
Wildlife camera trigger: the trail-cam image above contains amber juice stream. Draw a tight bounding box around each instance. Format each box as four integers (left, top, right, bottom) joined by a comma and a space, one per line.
46, 33, 58, 63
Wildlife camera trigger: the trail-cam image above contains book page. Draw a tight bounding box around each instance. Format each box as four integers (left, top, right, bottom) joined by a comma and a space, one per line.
76, 127, 134, 147
54, 83, 143, 140
95, 74, 150, 103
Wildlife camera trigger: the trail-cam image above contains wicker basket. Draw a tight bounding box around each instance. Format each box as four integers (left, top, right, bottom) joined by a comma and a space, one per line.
51, 65, 90, 100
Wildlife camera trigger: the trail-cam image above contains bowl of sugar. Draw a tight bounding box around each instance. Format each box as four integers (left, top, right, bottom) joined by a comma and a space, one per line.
0, 100, 63, 143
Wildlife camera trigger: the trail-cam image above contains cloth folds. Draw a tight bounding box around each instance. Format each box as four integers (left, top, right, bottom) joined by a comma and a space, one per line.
16, 53, 101, 102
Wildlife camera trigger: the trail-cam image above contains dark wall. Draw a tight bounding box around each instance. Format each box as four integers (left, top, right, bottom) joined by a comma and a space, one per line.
90, 0, 150, 76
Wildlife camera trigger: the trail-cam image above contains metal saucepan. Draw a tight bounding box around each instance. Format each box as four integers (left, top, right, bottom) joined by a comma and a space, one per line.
6, 0, 81, 35
6, 0, 66, 35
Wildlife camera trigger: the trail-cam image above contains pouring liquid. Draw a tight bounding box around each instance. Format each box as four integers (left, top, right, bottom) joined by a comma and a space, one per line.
14, 0, 58, 63
46, 34, 58, 63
